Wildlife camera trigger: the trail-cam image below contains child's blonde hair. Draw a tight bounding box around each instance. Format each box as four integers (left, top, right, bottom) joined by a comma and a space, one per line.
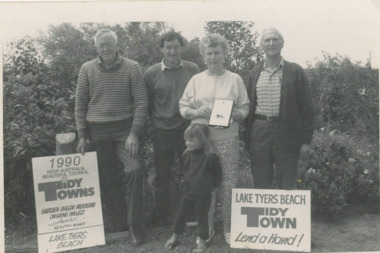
184, 123, 215, 155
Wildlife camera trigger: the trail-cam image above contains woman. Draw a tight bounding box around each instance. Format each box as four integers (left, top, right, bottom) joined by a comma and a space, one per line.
179, 33, 250, 244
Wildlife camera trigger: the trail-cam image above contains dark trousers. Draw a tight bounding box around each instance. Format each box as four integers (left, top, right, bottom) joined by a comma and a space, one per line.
173, 192, 211, 240
152, 128, 187, 219
89, 120, 143, 228
249, 119, 300, 190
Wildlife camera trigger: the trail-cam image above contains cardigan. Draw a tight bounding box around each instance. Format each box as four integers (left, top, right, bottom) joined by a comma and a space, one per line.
245, 60, 314, 150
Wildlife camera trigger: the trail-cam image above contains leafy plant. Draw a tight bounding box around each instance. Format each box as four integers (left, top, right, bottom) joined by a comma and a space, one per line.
297, 129, 379, 217
306, 54, 379, 144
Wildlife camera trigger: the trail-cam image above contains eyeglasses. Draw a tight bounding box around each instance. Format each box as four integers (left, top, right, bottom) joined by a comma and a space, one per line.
96, 43, 116, 50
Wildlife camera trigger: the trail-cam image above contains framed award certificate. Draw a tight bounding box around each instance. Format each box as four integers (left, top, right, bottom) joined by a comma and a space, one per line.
208, 99, 234, 128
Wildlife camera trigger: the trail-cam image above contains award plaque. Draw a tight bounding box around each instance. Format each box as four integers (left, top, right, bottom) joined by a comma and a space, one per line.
208, 99, 234, 128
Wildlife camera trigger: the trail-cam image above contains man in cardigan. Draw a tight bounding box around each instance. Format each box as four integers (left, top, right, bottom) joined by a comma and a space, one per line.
246, 27, 314, 190
144, 31, 199, 226
75, 29, 147, 245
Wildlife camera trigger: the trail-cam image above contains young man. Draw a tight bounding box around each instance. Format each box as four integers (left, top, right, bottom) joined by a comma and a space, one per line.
75, 29, 147, 245
144, 31, 199, 226
246, 27, 314, 190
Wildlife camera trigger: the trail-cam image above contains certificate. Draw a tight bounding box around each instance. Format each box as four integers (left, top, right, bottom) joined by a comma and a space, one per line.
208, 99, 234, 128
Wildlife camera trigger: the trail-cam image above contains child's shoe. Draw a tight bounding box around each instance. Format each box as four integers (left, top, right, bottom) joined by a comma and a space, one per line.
193, 237, 207, 252
224, 233, 231, 244
164, 234, 179, 249
206, 229, 215, 243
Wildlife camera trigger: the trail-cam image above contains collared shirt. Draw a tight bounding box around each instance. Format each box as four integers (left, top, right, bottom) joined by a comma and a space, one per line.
161, 59, 184, 71
97, 53, 122, 72
255, 57, 284, 116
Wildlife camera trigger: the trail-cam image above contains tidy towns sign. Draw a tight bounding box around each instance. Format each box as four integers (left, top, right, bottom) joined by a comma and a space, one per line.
231, 189, 311, 252
32, 152, 104, 253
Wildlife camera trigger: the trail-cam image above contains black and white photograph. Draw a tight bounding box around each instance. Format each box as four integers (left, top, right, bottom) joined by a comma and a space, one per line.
1, 0, 379, 252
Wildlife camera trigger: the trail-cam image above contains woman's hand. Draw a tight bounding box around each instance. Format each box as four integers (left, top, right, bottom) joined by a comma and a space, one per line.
197, 105, 212, 118
231, 109, 243, 121
184, 105, 212, 120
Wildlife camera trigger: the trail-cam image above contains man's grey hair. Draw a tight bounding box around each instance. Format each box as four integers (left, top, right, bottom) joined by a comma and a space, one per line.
94, 29, 118, 44
260, 27, 284, 44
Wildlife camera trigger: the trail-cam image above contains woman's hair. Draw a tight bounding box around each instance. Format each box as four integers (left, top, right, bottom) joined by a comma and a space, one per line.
199, 33, 228, 57
184, 123, 215, 154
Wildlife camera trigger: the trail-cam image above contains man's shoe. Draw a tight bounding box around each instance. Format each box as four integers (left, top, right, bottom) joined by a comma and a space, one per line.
129, 225, 144, 246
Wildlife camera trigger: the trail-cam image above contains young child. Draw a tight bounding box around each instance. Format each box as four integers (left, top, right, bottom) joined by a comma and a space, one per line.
164, 123, 221, 252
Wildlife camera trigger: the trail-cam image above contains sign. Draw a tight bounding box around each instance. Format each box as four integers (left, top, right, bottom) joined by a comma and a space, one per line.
231, 189, 310, 252
32, 152, 105, 253
208, 99, 234, 127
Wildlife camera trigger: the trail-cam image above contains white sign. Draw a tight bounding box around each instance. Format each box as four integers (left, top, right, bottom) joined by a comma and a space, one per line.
208, 99, 234, 127
32, 152, 105, 253
231, 189, 311, 252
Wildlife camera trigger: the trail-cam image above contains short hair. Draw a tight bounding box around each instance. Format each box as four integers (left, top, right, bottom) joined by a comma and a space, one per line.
159, 31, 185, 47
260, 27, 284, 45
94, 29, 118, 45
199, 33, 228, 57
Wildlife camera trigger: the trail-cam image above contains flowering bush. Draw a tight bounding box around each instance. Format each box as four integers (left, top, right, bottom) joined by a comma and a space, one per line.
297, 129, 379, 216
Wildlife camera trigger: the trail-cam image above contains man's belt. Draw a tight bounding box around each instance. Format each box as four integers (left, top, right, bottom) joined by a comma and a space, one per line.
255, 114, 279, 122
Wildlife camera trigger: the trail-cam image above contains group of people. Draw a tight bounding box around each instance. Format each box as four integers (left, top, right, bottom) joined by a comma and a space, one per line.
75, 27, 314, 251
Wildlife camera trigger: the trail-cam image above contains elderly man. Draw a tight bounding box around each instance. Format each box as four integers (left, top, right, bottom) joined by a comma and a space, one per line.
144, 31, 199, 226
75, 29, 147, 245
246, 27, 314, 190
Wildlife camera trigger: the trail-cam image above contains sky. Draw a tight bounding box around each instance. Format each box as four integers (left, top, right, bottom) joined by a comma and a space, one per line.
0, 0, 379, 68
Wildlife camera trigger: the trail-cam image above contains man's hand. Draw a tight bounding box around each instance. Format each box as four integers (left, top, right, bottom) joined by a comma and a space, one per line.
76, 137, 87, 155
126, 132, 139, 158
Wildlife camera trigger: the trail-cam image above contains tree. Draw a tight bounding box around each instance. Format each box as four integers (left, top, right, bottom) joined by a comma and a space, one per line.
37, 22, 171, 87
204, 21, 263, 79
181, 37, 206, 71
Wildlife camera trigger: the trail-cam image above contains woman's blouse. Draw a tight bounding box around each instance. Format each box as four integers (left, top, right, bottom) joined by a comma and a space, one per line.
179, 70, 250, 140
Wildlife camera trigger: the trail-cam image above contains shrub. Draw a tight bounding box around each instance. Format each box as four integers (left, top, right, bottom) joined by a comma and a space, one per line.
306, 54, 379, 144
3, 37, 76, 231
297, 128, 379, 217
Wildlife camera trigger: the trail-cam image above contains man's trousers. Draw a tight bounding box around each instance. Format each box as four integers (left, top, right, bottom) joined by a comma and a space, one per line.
89, 120, 143, 229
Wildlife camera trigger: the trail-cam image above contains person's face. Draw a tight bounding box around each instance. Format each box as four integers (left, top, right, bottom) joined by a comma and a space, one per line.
185, 137, 203, 151
203, 45, 225, 70
161, 39, 182, 63
95, 33, 118, 62
261, 32, 284, 58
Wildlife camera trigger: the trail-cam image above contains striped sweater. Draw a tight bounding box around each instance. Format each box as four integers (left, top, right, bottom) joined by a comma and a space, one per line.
75, 56, 148, 138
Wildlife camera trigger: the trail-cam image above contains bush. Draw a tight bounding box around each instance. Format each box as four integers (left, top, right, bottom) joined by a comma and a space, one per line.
297, 129, 379, 217
306, 54, 379, 144
3, 37, 76, 232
